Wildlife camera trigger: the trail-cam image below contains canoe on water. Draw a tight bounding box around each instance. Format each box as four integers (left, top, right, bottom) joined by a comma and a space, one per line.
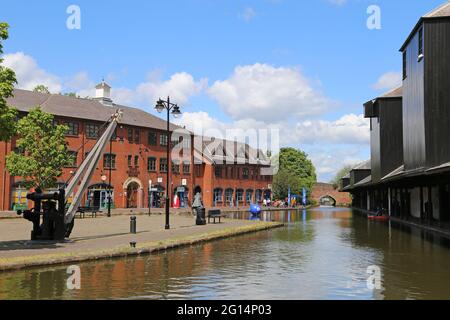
367, 214, 390, 222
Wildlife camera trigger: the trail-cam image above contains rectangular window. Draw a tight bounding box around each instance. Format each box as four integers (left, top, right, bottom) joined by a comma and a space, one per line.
215, 166, 223, 178
243, 168, 249, 180
183, 163, 190, 174
195, 164, 202, 177
403, 51, 407, 80
127, 128, 134, 143
134, 130, 140, 144
103, 154, 116, 169
160, 158, 168, 172
86, 123, 100, 139
134, 155, 139, 167
160, 133, 168, 146
127, 155, 132, 167
64, 121, 79, 136
418, 27, 423, 58
65, 151, 78, 168
148, 132, 157, 146
171, 137, 179, 149
172, 162, 180, 174
147, 157, 156, 172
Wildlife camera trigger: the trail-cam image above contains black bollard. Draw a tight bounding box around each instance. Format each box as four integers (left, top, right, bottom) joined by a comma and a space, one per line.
130, 216, 137, 234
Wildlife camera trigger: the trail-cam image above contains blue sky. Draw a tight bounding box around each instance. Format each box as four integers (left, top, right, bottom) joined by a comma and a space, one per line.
0, 0, 445, 181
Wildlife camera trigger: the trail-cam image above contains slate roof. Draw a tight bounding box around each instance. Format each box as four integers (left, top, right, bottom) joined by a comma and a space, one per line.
352, 160, 371, 171
7, 89, 181, 131
380, 86, 403, 99
199, 136, 271, 166
423, 1, 450, 18
400, 1, 450, 51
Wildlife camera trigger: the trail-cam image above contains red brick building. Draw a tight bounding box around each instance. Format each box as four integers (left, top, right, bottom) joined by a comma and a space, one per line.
0, 83, 273, 212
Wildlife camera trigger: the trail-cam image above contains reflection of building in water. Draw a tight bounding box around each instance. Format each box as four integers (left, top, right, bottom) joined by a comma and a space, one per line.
349, 215, 450, 299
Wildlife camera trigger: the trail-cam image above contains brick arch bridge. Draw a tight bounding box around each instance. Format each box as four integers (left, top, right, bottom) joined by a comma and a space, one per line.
310, 183, 351, 206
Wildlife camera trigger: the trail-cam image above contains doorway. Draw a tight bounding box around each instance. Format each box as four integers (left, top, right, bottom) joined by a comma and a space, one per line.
127, 182, 139, 208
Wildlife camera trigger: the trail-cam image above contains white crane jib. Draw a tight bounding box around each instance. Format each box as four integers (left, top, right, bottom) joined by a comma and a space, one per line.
64, 110, 123, 224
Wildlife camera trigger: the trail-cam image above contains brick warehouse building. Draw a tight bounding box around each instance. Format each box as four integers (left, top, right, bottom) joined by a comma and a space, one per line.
0, 82, 273, 212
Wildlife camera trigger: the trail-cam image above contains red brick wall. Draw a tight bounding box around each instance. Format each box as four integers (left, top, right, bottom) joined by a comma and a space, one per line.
183, 164, 272, 208
0, 141, 11, 210
311, 183, 351, 205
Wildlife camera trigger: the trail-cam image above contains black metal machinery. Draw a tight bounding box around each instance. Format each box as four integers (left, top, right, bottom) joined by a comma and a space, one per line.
17, 188, 73, 241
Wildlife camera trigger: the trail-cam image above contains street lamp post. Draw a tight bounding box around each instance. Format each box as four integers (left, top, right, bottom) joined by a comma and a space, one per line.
155, 97, 182, 230
107, 137, 113, 217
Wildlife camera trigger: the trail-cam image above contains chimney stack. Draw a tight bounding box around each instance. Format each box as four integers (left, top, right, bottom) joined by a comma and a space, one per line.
94, 80, 113, 106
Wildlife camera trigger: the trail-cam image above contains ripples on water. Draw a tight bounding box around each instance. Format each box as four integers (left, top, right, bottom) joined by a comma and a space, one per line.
1, 207, 450, 300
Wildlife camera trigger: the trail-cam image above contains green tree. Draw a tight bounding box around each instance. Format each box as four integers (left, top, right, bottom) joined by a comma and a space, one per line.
6, 107, 73, 190
272, 147, 317, 200
0, 22, 18, 141
33, 84, 50, 94
330, 164, 354, 189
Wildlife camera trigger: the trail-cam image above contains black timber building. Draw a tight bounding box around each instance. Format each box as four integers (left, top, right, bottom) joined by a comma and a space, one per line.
342, 2, 450, 225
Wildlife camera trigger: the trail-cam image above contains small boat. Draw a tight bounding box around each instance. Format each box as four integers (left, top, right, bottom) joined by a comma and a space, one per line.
368, 214, 390, 222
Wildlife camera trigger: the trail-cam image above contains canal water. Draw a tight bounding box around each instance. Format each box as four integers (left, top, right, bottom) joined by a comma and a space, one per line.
1, 207, 450, 300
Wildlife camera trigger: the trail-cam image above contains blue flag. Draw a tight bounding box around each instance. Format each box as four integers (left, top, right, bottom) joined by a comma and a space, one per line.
288, 186, 291, 206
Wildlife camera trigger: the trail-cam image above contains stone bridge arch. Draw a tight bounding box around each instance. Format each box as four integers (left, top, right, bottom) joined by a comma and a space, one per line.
319, 195, 337, 207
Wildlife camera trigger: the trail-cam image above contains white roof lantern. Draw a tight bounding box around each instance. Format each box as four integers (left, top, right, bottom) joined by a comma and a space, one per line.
94, 80, 113, 106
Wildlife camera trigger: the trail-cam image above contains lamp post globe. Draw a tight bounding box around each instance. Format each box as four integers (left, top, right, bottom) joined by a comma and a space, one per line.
155, 100, 165, 113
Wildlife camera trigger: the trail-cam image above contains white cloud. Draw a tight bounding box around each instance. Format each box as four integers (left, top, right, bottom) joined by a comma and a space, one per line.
208, 63, 330, 122
308, 148, 364, 181
64, 71, 96, 97
293, 113, 370, 145
372, 71, 402, 91
2, 52, 62, 93
112, 72, 207, 108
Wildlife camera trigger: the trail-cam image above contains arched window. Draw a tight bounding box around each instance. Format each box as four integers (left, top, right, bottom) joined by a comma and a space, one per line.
255, 189, 263, 202
236, 189, 244, 202
225, 189, 234, 204
246, 189, 254, 204
214, 188, 223, 203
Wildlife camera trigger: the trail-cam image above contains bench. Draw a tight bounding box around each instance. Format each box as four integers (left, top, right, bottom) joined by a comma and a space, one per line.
76, 206, 99, 219
207, 210, 226, 224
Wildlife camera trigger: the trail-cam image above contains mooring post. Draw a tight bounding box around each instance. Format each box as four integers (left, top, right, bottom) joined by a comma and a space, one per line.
130, 216, 137, 234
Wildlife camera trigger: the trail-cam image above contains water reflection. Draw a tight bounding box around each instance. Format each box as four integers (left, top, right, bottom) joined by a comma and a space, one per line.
1, 207, 450, 300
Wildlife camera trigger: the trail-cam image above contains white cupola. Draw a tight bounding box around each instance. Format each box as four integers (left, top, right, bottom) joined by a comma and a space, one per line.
94, 80, 113, 106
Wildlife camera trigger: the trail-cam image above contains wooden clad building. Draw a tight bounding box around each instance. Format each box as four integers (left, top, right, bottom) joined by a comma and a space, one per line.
364, 87, 403, 184
342, 2, 450, 226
